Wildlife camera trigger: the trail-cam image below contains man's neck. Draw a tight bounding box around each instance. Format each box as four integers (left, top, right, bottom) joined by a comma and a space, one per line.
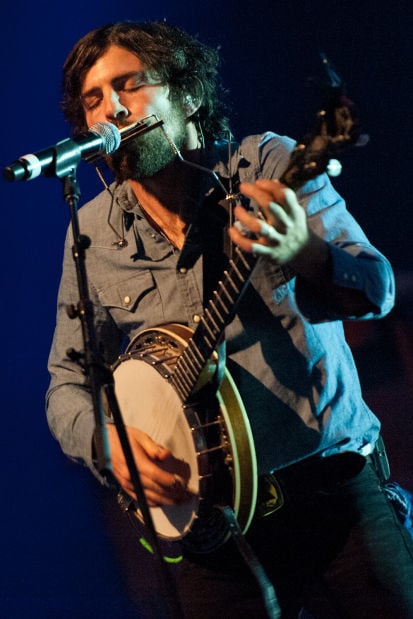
128, 150, 210, 249
130, 152, 201, 212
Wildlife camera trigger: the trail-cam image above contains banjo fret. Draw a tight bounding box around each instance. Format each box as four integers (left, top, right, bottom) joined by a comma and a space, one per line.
209, 299, 224, 323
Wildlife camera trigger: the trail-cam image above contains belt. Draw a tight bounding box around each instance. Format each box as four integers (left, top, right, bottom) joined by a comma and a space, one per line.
255, 451, 367, 519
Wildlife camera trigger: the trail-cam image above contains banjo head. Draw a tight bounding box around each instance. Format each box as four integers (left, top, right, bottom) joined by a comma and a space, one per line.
113, 357, 200, 540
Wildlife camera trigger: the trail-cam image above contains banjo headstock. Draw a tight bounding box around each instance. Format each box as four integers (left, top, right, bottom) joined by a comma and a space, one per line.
280, 52, 367, 191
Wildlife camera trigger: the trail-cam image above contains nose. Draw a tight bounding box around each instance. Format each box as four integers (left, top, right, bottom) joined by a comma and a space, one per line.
105, 89, 129, 122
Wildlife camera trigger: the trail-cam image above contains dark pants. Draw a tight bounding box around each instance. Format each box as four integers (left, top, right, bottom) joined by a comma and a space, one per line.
176, 459, 413, 618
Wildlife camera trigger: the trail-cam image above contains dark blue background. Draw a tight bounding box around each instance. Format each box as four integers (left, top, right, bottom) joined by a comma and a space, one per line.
1, 1, 412, 617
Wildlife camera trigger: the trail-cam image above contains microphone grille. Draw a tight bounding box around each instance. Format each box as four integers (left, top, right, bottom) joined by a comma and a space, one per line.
89, 121, 121, 154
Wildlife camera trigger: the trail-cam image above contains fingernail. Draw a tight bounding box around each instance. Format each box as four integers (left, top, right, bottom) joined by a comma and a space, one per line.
173, 474, 186, 489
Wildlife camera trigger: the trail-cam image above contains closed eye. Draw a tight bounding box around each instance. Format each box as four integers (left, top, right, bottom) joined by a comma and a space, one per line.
80, 72, 162, 110
81, 91, 102, 111
119, 84, 146, 94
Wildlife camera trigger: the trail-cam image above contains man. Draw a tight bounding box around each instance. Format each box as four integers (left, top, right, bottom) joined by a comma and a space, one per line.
46, 21, 413, 618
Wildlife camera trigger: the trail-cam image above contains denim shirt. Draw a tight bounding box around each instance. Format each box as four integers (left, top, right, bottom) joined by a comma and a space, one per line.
46, 132, 395, 476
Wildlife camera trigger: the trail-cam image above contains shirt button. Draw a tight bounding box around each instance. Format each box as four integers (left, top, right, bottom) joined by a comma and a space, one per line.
124, 296, 131, 305
179, 267, 187, 274
343, 273, 349, 280
193, 314, 201, 323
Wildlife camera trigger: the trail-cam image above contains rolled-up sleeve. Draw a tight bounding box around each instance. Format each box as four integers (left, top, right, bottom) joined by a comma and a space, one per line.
329, 242, 395, 319
291, 172, 395, 322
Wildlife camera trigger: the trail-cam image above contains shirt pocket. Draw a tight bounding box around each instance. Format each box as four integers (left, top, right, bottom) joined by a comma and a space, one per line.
251, 258, 294, 308
97, 270, 163, 332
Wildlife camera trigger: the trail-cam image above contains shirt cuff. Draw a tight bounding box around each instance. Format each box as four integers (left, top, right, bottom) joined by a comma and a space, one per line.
330, 243, 364, 290
330, 243, 395, 317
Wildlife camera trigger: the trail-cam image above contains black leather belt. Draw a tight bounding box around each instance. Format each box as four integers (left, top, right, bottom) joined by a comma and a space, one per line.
255, 451, 367, 519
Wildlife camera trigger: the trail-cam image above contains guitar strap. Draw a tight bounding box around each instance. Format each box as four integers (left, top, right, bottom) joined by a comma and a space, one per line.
200, 178, 233, 297
199, 174, 236, 387
220, 505, 281, 619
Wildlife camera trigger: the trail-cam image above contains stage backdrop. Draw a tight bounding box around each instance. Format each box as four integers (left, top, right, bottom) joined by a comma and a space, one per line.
1, 1, 411, 617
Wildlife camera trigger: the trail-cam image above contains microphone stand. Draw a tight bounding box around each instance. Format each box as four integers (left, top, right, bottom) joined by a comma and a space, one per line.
51, 140, 183, 618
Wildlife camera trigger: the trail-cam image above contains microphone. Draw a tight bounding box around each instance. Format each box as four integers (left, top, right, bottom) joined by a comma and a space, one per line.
3, 121, 121, 182
3, 115, 163, 182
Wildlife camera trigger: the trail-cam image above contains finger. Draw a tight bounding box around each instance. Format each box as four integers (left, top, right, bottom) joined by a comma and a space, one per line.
128, 427, 172, 460
283, 187, 305, 220
269, 201, 292, 228
141, 475, 192, 507
118, 468, 188, 505
145, 485, 193, 507
228, 225, 256, 253
233, 204, 264, 236
240, 179, 288, 207
251, 242, 281, 257
232, 204, 284, 246
238, 184, 293, 233
111, 444, 177, 492
255, 178, 285, 192
240, 182, 280, 210
122, 484, 180, 507
259, 219, 283, 243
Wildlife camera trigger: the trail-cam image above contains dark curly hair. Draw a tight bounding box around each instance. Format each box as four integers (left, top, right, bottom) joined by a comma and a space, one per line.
61, 20, 231, 142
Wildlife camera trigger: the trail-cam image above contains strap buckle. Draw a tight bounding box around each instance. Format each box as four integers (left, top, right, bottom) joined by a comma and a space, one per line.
255, 473, 284, 519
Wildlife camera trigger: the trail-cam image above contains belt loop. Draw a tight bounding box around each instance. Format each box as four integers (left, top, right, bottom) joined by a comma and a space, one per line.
370, 434, 391, 483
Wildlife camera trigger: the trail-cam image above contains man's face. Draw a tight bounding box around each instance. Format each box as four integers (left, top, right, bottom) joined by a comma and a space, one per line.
80, 44, 188, 181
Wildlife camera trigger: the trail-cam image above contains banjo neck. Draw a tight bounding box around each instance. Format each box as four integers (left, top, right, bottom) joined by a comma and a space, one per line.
172, 246, 257, 403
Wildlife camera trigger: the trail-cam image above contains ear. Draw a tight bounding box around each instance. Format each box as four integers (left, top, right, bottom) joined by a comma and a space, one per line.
182, 93, 202, 119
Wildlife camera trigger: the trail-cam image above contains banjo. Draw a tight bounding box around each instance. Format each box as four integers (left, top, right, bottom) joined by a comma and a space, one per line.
110, 61, 363, 553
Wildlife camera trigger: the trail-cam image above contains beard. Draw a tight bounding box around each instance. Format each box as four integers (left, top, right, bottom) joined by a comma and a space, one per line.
106, 106, 188, 182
